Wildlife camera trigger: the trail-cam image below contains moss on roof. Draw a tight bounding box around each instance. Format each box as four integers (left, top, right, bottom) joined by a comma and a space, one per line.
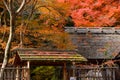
15, 48, 87, 62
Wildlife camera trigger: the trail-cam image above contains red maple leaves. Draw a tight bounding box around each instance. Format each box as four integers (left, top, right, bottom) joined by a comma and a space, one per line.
58, 0, 120, 27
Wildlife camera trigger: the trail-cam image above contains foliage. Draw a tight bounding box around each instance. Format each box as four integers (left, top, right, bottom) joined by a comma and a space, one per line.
0, 0, 74, 52
34, 0, 71, 27
31, 66, 56, 80
0, 0, 74, 79
0, 0, 29, 78
14, 26, 75, 50
31, 66, 63, 80
61, 0, 120, 27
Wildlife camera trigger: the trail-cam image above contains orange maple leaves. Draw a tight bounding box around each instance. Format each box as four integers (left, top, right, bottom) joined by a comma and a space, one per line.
58, 0, 120, 27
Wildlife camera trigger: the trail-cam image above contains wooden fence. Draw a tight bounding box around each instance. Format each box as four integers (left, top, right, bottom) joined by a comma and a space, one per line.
0, 66, 118, 80
75, 67, 117, 80
1, 67, 29, 80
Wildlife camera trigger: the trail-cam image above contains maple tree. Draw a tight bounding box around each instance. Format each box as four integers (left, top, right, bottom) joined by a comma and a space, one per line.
0, 0, 74, 79
0, 1, 74, 78
35, 0, 71, 27
61, 0, 120, 27
13, 0, 73, 49
13, 26, 74, 49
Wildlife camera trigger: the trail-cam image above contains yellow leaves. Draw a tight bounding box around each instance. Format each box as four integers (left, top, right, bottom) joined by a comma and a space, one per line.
52, 34, 75, 49
0, 26, 9, 49
0, 26, 9, 33
38, 7, 50, 15
38, 27, 61, 35
36, 26, 75, 50
23, 25, 75, 49
24, 37, 32, 44
35, 0, 71, 27
0, 0, 74, 50
0, 40, 6, 49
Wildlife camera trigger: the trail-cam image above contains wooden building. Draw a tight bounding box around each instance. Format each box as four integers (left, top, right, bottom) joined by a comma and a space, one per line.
65, 27, 120, 65
7, 48, 87, 80
1, 27, 120, 80
65, 27, 120, 80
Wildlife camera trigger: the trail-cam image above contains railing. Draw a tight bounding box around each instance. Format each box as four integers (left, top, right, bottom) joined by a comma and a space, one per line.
1, 67, 29, 80
75, 67, 117, 80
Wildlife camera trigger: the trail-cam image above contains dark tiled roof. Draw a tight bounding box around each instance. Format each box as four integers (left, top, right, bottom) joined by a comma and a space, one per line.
65, 27, 120, 59
65, 27, 120, 34
14, 48, 87, 62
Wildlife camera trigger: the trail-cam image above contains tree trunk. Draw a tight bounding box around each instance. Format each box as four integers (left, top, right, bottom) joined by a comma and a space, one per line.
0, 12, 15, 79
0, 0, 29, 79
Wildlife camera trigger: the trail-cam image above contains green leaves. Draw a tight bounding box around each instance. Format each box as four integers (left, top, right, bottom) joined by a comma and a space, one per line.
32, 66, 55, 80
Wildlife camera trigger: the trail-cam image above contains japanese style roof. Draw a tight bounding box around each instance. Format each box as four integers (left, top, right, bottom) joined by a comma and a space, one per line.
14, 48, 87, 62
65, 27, 120, 59
64, 27, 120, 34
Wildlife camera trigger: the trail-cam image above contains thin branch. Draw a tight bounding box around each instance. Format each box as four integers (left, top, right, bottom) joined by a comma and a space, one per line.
22, 0, 37, 27
16, 0, 26, 13
26, 0, 37, 21
19, 0, 37, 48
2, 0, 11, 14
9, 0, 13, 14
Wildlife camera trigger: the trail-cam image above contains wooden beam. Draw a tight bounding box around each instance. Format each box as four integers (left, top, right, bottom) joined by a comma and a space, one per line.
63, 62, 67, 80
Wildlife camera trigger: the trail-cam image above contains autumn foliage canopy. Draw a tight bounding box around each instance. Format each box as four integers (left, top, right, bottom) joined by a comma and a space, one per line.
58, 0, 120, 27
0, 0, 74, 51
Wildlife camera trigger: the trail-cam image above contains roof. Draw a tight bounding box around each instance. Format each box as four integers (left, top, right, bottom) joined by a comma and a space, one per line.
13, 48, 87, 62
65, 27, 120, 59
64, 27, 120, 34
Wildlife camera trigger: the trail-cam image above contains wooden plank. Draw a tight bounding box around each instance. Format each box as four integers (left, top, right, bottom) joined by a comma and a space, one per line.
63, 62, 67, 80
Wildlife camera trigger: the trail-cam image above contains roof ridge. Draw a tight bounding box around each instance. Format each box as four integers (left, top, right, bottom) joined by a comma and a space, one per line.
65, 27, 120, 34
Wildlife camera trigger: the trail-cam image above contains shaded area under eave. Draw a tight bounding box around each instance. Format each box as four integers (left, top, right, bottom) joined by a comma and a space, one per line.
11, 48, 87, 65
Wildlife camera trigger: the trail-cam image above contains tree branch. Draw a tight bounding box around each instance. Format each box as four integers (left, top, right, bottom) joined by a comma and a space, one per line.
2, 0, 11, 14
16, 0, 26, 13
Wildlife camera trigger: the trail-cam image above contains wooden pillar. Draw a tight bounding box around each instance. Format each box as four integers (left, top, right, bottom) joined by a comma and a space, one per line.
16, 66, 19, 80
72, 62, 75, 77
63, 62, 67, 80
27, 61, 30, 80
22, 66, 27, 80
69, 62, 76, 80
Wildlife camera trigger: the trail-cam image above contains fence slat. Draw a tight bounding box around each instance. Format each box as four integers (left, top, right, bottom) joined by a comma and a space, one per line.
1, 67, 29, 80
75, 67, 117, 80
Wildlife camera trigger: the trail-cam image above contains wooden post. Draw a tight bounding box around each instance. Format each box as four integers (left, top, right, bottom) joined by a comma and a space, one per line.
27, 61, 30, 80
16, 66, 19, 80
72, 62, 75, 77
70, 62, 76, 80
63, 62, 67, 80
22, 66, 27, 80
